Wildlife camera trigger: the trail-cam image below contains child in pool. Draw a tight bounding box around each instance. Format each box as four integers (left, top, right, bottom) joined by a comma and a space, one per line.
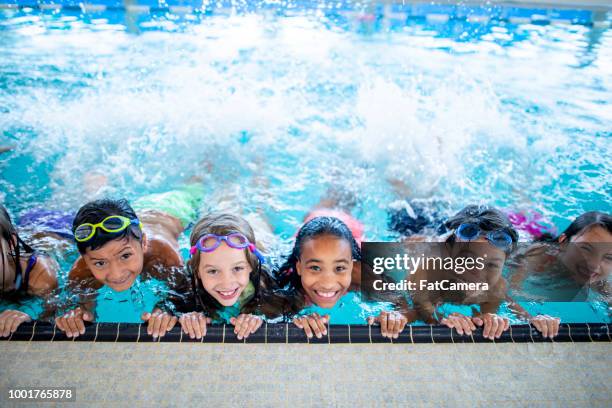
0, 205, 59, 337
55, 194, 197, 339
509, 211, 611, 303
408, 205, 560, 339
178, 213, 283, 340
278, 216, 407, 339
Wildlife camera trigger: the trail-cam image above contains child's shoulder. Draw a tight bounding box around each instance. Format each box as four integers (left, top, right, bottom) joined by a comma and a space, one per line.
28, 255, 59, 296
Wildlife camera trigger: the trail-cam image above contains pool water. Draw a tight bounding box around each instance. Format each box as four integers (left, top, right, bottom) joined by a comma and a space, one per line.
0, 2, 610, 324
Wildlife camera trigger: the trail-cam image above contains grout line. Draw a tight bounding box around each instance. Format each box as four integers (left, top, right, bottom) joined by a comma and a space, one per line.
28, 321, 37, 342
586, 323, 593, 342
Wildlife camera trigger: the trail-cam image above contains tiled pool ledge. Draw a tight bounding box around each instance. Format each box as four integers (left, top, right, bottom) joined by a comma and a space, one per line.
2, 322, 610, 343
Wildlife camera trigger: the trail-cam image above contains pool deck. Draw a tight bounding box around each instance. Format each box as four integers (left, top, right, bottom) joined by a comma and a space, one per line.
1, 341, 610, 407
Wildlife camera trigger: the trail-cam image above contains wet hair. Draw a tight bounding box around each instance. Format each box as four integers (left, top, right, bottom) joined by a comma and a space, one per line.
558, 211, 612, 242
1, 204, 34, 294
444, 204, 519, 251
72, 198, 142, 255
277, 216, 361, 311
187, 213, 282, 319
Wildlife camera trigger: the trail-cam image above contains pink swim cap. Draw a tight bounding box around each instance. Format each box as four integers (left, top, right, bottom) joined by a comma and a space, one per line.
506, 209, 557, 240
303, 209, 364, 246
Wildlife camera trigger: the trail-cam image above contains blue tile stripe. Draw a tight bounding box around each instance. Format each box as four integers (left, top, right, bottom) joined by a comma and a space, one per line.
0, 1, 608, 26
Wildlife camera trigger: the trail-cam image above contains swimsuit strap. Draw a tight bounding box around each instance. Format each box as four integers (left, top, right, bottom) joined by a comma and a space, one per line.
21, 253, 37, 292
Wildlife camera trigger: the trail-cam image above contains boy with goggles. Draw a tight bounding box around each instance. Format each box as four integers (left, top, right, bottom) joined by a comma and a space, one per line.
55, 197, 190, 339
407, 205, 559, 339
404, 205, 518, 340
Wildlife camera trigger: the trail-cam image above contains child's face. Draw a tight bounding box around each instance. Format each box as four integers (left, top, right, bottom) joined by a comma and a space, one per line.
197, 242, 252, 307
560, 225, 612, 284
451, 237, 506, 286
296, 235, 353, 308
82, 235, 146, 292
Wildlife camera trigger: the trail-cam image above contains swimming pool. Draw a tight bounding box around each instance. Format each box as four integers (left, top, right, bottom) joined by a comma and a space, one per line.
1, 1, 611, 326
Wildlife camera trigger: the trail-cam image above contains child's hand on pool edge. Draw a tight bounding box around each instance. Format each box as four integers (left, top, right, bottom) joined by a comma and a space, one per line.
367, 311, 408, 339
529, 315, 560, 339
141, 309, 177, 339
179, 312, 211, 339
441, 312, 476, 336
293, 313, 329, 339
230, 314, 263, 340
0, 309, 32, 337
472, 313, 510, 340
55, 307, 93, 338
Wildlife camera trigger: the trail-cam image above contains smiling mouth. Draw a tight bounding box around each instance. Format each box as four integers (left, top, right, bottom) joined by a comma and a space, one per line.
313, 290, 340, 300
216, 288, 240, 300
109, 275, 131, 285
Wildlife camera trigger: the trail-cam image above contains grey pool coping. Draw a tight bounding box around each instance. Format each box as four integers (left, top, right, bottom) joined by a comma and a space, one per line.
2, 322, 610, 343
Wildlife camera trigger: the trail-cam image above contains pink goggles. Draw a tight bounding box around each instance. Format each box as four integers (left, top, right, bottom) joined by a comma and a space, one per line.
189, 233, 265, 264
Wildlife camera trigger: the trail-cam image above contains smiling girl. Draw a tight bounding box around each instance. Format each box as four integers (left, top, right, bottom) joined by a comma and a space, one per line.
178, 213, 281, 340
510, 211, 612, 304
277, 216, 406, 339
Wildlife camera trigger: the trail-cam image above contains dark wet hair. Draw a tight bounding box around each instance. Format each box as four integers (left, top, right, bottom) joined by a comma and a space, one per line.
1, 204, 34, 294
558, 211, 612, 242
72, 198, 142, 255
444, 204, 519, 251
276, 216, 361, 311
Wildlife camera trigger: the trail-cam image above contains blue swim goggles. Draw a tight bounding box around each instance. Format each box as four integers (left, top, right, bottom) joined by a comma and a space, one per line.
455, 223, 514, 251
